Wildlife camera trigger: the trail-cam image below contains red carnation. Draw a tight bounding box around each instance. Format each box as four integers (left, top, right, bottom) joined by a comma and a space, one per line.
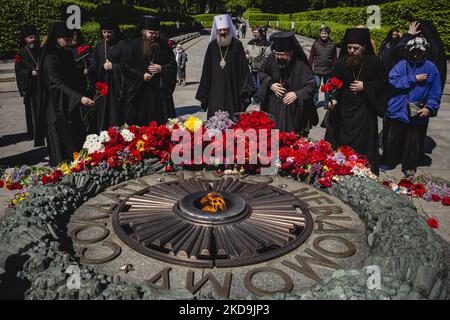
95, 82, 108, 97
320, 83, 333, 93
431, 194, 441, 202
15, 54, 21, 64
0, 180, 4, 188
442, 196, 450, 206
398, 178, 414, 190
6, 182, 23, 190
412, 183, 426, 197
330, 77, 343, 89
77, 44, 91, 56
382, 180, 391, 188
426, 218, 439, 229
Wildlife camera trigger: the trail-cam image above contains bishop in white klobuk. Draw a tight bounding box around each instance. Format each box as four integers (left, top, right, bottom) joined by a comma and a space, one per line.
196, 14, 252, 119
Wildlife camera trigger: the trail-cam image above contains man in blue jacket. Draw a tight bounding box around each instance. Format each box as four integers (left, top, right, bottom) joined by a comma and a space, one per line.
382, 36, 442, 175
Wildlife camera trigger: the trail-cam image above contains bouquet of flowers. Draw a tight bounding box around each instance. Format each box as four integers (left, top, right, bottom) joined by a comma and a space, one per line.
320, 77, 343, 101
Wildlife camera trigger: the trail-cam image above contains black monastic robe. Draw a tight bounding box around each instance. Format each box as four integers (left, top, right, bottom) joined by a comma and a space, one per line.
122, 38, 176, 126
37, 48, 85, 166
90, 38, 128, 131
256, 54, 318, 134
196, 37, 252, 119
15, 45, 41, 137
324, 55, 388, 174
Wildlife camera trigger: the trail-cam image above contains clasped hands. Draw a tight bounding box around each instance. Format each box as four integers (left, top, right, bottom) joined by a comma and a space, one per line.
270, 83, 297, 105
144, 64, 162, 81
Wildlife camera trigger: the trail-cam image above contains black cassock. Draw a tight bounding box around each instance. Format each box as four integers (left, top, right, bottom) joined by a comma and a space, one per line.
36, 48, 85, 166
90, 39, 128, 131
324, 55, 388, 174
256, 54, 318, 134
15, 46, 41, 137
122, 38, 176, 126
196, 37, 252, 119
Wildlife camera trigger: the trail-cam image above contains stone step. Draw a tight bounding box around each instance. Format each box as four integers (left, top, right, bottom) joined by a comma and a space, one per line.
0, 82, 18, 93
0, 72, 15, 82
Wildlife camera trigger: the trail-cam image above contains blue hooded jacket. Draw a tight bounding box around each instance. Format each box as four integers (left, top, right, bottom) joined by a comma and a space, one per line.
387, 59, 442, 124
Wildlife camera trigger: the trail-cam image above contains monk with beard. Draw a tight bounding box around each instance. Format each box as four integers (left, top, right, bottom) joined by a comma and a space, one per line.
255, 32, 317, 135
196, 14, 252, 119
324, 28, 388, 174
121, 15, 177, 126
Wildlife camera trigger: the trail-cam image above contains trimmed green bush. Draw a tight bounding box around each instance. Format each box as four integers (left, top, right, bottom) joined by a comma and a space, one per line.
243, 8, 261, 19
247, 13, 280, 26
0, 0, 193, 57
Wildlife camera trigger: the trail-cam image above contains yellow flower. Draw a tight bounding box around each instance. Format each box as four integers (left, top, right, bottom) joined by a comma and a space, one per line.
60, 163, 71, 175
323, 165, 329, 171
184, 116, 203, 132
73, 152, 79, 161
136, 140, 145, 152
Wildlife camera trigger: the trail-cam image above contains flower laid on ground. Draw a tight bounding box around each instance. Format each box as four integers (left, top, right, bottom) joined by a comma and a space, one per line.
184, 116, 203, 132
381, 174, 450, 207
426, 217, 439, 229
166, 118, 186, 132
3, 111, 416, 216
0, 166, 51, 191
8, 189, 30, 208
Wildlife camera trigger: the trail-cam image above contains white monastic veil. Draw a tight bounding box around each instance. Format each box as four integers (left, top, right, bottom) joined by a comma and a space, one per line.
210, 14, 237, 42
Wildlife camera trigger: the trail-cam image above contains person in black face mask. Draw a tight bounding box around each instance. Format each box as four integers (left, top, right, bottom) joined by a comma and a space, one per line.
255, 32, 317, 135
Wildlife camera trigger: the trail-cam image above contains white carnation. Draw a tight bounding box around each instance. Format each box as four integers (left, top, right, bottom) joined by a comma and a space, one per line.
121, 129, 135, 142
99, 130, 111, 143
83, 134, 104, 154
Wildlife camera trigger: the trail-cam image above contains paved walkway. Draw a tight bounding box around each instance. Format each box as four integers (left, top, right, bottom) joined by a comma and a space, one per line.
1, 33, 449, 246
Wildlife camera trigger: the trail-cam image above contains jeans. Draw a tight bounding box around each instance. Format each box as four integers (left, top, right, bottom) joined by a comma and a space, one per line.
251, 71, 260, 91
314, 73, 331, 107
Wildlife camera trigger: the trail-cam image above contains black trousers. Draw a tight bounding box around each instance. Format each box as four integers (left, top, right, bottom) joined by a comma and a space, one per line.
382, 118, 428, 171
23, 95, 36, 137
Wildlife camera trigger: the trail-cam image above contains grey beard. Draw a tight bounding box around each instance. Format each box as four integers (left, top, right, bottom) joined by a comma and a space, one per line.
217, 34, 232, 47
28, 43, 36, 49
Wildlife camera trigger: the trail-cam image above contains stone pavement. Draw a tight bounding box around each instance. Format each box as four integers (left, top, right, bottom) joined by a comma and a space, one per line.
0, 32, 449, 246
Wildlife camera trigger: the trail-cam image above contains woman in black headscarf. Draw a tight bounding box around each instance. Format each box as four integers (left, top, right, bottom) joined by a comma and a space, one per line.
35, 22, 94, 166
379, 28, 401, 70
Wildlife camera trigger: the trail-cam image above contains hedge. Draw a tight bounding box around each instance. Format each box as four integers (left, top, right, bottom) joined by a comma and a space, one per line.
0, 0, 193, 57
248, 0, 449, 55
243, 8, 261, 19
247, 13, 280, 26
81, 21, 191, 46
192, 14, 215, 28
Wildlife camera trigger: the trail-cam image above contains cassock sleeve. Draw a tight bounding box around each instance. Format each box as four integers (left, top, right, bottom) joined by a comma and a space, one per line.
110, 42, 127, 99
293, 61, 316, 101
46, 55, 83, 114
121, 41, 145, 80
15, 52, 29, 97
362, 56, 389, 117
254, 55, 275, 104
195, 44, 212, 110
237, 41, 253, 100
160, 44, 177, 94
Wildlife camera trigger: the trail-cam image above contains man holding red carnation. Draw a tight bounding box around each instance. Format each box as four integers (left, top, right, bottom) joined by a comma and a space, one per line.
324, 28, 389, 175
